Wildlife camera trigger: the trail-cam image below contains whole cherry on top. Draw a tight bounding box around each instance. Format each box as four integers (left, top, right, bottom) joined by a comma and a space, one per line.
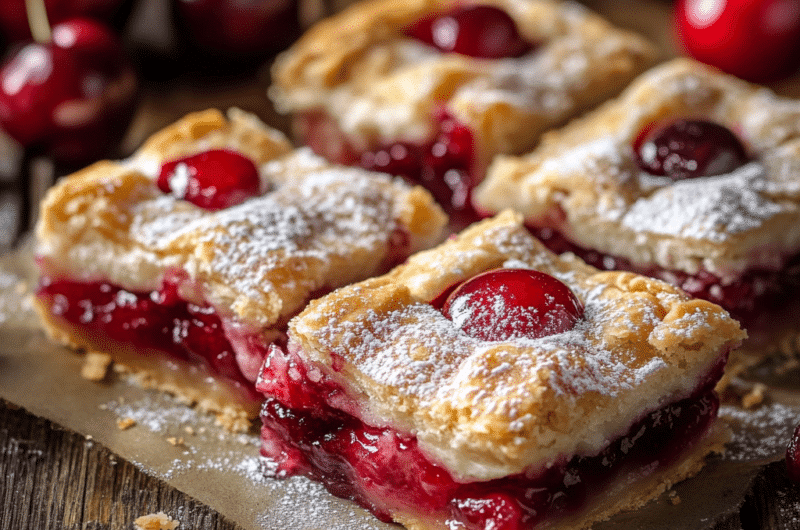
0, 6, 138, 165
441, 268, 584, 342
0, 0, 132, 43
406, 4, 533, 59
675, 0, 800, 83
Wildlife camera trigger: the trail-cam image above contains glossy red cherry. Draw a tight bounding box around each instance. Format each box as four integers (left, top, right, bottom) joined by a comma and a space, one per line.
442, 268, 583, 342
157, 149, 261, 211
0, 17, 137, 164
675, 0, 800, 82
173, 0, 300, 60
786, 422, 800, 482
0, 0, 131, 43
406, 4, 532, 59
634, 119, 749, 180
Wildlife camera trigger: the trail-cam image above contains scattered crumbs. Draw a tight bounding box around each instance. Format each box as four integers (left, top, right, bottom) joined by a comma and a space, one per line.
133, 512, 179, 530
668, 490, 681, 505
166, 437, 185, 447
80, 351, 112, 381
117, 417, 137, 431
103, 393, 208, 433
184, 426, 195, 436
741, 383, 767, 410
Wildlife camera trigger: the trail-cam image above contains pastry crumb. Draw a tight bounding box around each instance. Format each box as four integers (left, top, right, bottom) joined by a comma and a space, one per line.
166, 437, 185, 447
117, 417, 136, 430
184, 426, 195, 436
742, 383, 767, 409
134, 512, 179, 530
81, 351, 112, 381
668, 490, 681, 505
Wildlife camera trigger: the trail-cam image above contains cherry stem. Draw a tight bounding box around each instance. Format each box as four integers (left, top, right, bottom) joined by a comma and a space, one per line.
25, 0, 52, 43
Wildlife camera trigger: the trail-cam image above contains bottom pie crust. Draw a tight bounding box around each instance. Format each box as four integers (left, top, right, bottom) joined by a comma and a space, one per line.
34, 298, 266, 432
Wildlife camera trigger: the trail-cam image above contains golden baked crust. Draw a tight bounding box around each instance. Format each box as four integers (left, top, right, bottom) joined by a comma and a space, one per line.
270, 0, 658, 166
289, 211, 745, 482
474, 58, 800, 280
34, 108, 448, 422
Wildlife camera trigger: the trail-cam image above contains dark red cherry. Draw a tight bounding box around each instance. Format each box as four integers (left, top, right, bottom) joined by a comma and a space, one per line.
157, 149, 261, 211
406, 4, 532, 59
173, 0, 300, 60
675, 0, 800, 83
0, 17, 138, 164
442, 268, 583, 342
786, 422, 800, 482
634, 119, 748, 180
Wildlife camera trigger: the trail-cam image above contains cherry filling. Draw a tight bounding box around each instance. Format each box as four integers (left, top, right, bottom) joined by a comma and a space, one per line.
532, 227, 800, 325
257, 345, 724, 530
634, 119, 749, 180
406, 4, 534, 59
786, 423, 800, 482
157, 149, 261, 211
299, 110, 477, 221
441, 268, 583, 341
37, 276, 265, 400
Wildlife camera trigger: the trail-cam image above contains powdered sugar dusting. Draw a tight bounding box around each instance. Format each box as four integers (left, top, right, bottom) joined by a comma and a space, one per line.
721, 402, 798, 462
622, 163, 785, 242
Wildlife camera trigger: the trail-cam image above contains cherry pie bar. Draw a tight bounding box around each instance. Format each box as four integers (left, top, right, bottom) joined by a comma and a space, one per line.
269, 0, 657, 217
474, 58, 800, 325
256, 210, 746, 530
33, 108, 447, 428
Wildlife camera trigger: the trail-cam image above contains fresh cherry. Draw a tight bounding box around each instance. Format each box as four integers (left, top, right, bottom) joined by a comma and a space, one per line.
406, 4, 533, 59
675, 0, 800, 82
157, 149, 261, 211
173, 0, 300, 62
0, 0, 131, 43
0, 17, 137, 165
442, 268, 583, 342
634, 119, 749, 180
786, 422, 800, 482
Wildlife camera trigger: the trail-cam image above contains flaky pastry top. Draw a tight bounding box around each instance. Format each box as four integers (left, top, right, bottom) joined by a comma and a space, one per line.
475, 59, 800, 280
288, 211, 745, 481
270, 0, 657, 163
35, 109, 447, 329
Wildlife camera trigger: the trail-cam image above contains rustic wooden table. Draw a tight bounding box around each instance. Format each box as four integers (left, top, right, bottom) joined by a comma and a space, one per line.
2, 0, 800, 528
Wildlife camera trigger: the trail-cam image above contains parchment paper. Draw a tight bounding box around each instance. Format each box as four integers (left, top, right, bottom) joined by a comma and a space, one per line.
0, 243, 798, 530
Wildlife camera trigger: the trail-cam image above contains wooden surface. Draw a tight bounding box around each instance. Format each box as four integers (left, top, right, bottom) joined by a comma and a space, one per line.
0, 399, 240, 530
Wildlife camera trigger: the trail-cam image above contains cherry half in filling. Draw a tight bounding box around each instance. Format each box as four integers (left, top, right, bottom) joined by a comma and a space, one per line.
634, 119, 749, 180
405, 4, 534, 59
257, 344, 726, 530
441, 268, 583, 341
157, 149, 261, 211
37, 275, 267, 401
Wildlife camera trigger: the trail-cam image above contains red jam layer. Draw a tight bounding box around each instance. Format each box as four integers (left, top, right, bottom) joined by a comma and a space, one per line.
531, 227, 800, 325
257, 345, 723, 530
37, 275, 268, 401
297, 109, 480, 224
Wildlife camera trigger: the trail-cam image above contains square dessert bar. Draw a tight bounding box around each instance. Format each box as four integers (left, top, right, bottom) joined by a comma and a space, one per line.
269, 0, 657, 215
256, 211, 745, 529
33, 108, 447, 429
474, 58, 800, 324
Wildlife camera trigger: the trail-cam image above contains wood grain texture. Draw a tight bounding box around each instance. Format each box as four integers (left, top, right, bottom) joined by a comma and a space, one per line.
0, 400, 241, 530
